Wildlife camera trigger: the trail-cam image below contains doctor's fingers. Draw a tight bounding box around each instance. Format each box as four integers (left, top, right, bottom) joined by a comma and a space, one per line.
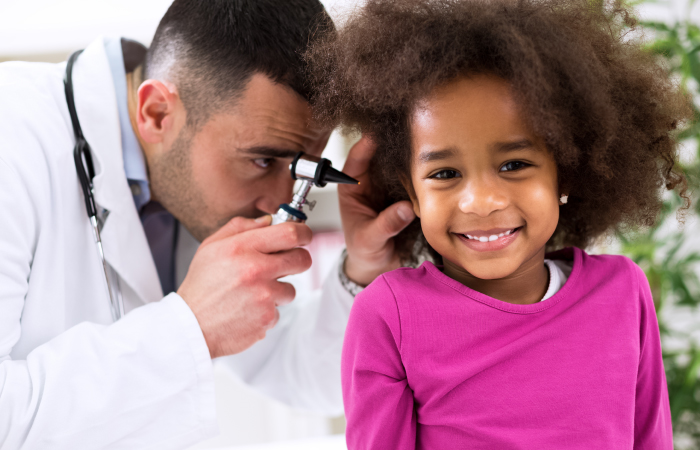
269, 281, 296, 310
342, 136, 375, 179
265, 308, 281, 331
252, 282, 293, 332
247, 222, 313, 254
232, 247, 311, 286
202, 215, 271, 246
258, 247, 313, 281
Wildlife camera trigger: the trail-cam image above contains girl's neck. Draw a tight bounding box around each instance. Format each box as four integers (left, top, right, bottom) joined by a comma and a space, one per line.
442, 248, 549, 305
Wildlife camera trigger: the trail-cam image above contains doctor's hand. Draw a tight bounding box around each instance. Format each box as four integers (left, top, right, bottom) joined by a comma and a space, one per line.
340, 137, 416, 287
177, 216, 312, 359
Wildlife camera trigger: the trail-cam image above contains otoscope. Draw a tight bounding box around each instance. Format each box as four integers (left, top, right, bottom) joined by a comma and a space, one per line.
271, 152, 359, 225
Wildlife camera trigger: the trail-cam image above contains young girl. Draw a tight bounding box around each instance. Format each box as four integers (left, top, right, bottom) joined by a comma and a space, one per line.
308, 0, 692, 448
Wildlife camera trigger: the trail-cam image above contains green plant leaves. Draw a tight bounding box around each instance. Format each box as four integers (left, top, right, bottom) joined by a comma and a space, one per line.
621, 1, 700, 446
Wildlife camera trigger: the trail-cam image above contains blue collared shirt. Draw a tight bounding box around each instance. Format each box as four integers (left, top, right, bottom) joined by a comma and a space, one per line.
104, 37, 151, 210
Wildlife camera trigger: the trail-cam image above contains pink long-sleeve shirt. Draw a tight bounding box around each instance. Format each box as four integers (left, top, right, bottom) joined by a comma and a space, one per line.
342, 247, 672, 449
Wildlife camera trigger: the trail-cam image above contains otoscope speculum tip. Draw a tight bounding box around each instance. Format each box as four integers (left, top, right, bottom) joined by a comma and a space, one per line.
290, 152, 359, 187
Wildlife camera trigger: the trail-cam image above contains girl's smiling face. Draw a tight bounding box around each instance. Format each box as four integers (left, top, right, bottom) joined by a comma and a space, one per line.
408, 75, 560, 285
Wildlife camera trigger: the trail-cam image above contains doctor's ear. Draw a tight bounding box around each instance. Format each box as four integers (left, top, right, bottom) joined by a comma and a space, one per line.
136, 79, 183, 144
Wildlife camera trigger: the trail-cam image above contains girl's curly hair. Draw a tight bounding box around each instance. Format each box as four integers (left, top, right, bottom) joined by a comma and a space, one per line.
307, 0, 692, 265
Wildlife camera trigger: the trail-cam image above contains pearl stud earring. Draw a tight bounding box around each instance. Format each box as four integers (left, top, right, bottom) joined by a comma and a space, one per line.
560, 194, 568, 205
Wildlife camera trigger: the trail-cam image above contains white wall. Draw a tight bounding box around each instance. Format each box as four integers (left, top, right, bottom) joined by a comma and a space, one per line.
0, 0, 361, 60
637, 0, 700, 23
0, 0, 695, 62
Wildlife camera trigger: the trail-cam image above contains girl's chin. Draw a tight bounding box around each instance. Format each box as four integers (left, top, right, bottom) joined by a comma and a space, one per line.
443, 258, 521, 281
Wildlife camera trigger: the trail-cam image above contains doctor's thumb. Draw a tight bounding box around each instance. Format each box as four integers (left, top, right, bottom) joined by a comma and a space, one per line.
376, 201, 415, 239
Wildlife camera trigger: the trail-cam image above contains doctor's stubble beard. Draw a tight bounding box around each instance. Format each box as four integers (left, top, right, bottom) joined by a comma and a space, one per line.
148, 125, 225, 243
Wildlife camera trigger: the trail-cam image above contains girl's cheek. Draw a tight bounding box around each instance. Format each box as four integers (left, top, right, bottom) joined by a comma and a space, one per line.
418, 194, 458, 255
418, 190, 454, 229
519, 179, 560, 237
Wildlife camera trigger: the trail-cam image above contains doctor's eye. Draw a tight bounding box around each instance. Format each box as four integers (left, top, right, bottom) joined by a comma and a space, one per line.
429, 169, 461, 179
253, 158, 274, 169
500, 161, 530, 172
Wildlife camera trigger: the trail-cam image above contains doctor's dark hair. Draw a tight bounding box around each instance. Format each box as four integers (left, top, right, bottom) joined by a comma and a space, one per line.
144, 0, 334, 129
307, 0, 691, 265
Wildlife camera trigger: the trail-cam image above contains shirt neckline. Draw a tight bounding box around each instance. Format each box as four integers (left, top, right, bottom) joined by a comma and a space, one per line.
421, 247, 581, 314
541, 259, 570, 301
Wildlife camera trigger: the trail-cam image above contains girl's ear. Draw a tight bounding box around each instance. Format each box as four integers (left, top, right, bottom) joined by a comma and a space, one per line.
558, 178, 571, 206
399, 175, 421, 218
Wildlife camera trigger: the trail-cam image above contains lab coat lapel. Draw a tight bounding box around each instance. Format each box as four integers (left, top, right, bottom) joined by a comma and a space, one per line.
71, 37, 163, 305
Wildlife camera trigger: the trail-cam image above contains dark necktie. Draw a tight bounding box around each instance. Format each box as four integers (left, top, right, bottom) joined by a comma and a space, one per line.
140, 201, 178, 295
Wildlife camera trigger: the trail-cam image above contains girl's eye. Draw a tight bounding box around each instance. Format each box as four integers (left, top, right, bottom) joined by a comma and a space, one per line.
500, 161, 530, 172
430, 169, 461, 179
253, 158, 274, 169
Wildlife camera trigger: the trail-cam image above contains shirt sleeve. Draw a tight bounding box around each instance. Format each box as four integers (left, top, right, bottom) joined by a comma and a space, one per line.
342, 275, 416, 450
0, 156, 217, 449
633, 263, 673, 449
216, 254, 355, 415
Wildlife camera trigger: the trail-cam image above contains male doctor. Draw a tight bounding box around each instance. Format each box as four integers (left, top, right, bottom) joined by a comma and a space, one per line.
0, 0, 416, 448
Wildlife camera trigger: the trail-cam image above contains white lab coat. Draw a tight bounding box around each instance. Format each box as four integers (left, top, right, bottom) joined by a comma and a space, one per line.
0, 38, 352, 449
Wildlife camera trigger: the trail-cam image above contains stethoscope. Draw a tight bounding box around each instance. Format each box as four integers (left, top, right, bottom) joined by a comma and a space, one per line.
64, 50, 124, 321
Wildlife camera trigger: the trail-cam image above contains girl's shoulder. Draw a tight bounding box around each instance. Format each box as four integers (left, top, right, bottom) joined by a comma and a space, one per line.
570, 248, 643, 282
548, 248, 651, 303
352, 264, 441, 319
375, 262, 449, 298
355, 264, 433, 303
546, 246, 638, 274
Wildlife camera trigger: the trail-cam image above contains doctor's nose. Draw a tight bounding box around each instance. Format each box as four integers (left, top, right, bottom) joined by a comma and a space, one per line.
458, 177, 509, 217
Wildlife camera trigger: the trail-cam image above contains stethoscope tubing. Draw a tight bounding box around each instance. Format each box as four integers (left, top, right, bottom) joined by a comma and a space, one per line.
64, 50, 124, 321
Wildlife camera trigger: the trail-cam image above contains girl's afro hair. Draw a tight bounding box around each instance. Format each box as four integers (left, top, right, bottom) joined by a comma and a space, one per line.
307, 0, 692, 264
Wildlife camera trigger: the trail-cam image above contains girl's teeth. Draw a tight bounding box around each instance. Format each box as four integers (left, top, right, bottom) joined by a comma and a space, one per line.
464, 228, 518, 241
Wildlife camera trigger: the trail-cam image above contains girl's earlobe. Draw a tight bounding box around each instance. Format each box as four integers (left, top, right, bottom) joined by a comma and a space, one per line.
412, 201, 421, 218
559, 194, 568, 205
399, 175, 421, 217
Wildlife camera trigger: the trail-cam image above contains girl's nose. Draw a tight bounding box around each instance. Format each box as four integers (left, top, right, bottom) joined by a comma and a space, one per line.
458, 176, 509, 217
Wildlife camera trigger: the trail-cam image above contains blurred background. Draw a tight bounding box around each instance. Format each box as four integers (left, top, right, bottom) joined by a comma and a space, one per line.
0, 0, 698, 449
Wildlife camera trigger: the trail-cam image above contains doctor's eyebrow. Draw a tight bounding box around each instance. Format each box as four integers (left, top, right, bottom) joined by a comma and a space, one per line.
239, 147, 300, 159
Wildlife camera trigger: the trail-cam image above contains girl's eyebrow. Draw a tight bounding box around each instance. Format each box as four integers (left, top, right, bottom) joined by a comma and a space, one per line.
418, 139, 535, 163
418, 139, 536, 163
493, 139, 534, 153
418, 148, 456, 163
